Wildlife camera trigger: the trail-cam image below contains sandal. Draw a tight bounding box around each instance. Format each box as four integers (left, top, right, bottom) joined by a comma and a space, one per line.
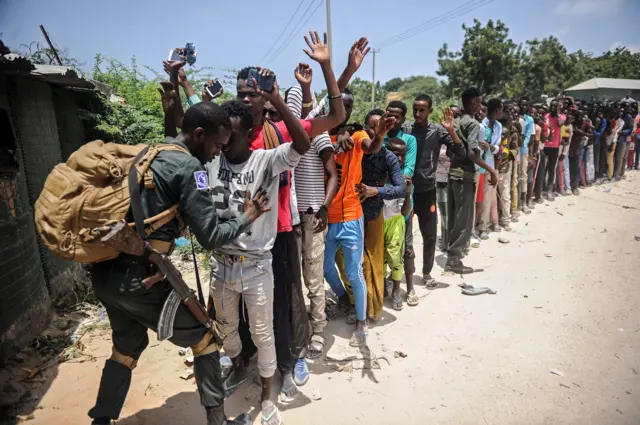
261, 400, 282, 425
349, 328, 368, 347
406, 289, 419, 307
307, 333, 325, 359
223, 368, 248, 398
391, 292, 404, 311
346, 306, 357, 324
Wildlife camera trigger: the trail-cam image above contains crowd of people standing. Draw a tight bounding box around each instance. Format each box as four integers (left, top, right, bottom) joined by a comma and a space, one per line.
87, 29, 640, 425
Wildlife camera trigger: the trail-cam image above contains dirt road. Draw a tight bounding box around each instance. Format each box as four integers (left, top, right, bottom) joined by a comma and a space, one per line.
21, 175, 640, 425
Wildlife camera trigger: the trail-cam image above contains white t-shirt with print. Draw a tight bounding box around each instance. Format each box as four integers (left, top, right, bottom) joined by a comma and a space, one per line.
206, 143, 301, 258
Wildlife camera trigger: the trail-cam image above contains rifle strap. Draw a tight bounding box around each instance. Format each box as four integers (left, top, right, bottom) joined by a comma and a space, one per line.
190, 230, 206, 306
128, 147, 151, 239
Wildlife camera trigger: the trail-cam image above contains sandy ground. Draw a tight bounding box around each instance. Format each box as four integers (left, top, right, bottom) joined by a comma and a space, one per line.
11, 174, 640, 425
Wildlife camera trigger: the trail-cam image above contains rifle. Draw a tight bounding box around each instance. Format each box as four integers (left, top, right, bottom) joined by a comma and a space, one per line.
101, 220, 215, 341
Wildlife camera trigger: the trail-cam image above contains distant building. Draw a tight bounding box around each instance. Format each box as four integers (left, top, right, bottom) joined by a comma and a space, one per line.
565, 78, 640, 102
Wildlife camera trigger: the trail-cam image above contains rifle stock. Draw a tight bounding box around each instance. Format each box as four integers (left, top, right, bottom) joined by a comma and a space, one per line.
101, 221, 215, 336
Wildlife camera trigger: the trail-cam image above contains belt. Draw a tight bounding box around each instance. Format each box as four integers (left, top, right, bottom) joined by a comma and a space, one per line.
449, 168, 476, 180
150, 239, 175, 255
212, 253, 263, 265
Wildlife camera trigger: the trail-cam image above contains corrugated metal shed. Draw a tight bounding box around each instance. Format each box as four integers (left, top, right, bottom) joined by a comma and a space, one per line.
565, 78, 640, 101
566, 78, 640, 91
0, 51, 101, 359
0, 53, 95, 90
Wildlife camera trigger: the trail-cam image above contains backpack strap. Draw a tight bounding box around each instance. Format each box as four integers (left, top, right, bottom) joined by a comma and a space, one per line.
128, 147, 150, 238
128, 143, 191, 239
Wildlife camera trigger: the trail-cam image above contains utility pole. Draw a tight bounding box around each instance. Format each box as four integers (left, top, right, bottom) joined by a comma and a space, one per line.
39, 25, 63, 66
371, 49, 379, 108
326, 0, 333, 65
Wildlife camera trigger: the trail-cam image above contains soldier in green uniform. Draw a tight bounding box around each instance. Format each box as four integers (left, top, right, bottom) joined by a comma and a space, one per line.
88, 101, 269, 425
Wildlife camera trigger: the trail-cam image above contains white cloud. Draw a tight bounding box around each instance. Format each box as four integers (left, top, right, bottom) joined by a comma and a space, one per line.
553, 0, 623, 16
609, 41, 640, 53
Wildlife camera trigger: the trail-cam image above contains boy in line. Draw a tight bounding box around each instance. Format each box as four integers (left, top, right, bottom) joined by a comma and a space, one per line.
207, 83, 310, 424
447, 87, 497, 274
383, 138, 414, 309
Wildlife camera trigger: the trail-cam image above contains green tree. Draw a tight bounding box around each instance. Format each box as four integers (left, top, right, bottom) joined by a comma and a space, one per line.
437, 19, 521, 97
512, 36, 572, 98
383, 77, 404, 92
316, 77, 388, 124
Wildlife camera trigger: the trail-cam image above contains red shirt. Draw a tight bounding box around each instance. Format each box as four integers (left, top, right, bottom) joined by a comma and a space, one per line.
250, 119, 313, 233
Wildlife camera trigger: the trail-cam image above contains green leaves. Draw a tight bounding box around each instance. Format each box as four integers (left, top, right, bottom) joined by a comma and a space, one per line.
437, 19, 640, 99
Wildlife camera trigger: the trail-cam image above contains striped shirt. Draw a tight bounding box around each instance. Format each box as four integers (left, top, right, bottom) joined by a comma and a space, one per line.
295, 133, 334, 212
285, 85, 334, 212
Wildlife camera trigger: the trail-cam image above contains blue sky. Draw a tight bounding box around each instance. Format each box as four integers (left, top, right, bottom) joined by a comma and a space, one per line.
1, 0, 638, 92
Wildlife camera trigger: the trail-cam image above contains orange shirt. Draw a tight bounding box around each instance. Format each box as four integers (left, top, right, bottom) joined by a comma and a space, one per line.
328, 130, 368, 224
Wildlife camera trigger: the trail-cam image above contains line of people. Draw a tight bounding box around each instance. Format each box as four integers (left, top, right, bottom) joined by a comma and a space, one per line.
92, 29, 640, 425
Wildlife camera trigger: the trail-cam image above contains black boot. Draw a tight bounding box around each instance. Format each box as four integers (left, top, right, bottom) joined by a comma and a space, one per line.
88, 360, 132, 422
445, 258, 474, 274
206, 406, 252, 425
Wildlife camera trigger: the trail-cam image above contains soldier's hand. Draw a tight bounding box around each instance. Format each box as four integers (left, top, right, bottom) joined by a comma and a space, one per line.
244, 187, 271, 223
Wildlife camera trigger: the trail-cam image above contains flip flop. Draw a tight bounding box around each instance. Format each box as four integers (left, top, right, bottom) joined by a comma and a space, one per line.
307, 333, 325, 359
392, 292, 404, 311
261, 401, 282, 425
458, 283, 497, 296
346, 306, 357, 324
406, 289, 419, 307
223, 368, 248, 398
349, 328, 368, 347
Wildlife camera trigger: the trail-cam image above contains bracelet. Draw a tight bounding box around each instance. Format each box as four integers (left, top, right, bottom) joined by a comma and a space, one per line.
328, 93, 342, 100
303, 100, 313, 108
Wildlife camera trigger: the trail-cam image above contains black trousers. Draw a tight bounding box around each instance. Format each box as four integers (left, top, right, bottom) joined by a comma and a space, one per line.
446, 177, 476, 261
271, 231, 309, 374
593, 143, 602, 179
89, 258, 224, 421
569, 155, 581, 190
534, 150, 547, 200
414, 187, 438, 276
543, 147, 559, 193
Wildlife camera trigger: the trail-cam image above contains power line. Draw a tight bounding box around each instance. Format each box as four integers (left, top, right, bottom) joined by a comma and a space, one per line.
266, 0, 324, 64
377, 0, 490, 49
266, 0, 323, 64
260, 0, 307, 63
377, 0, 495, 50
265, 0, 319, 64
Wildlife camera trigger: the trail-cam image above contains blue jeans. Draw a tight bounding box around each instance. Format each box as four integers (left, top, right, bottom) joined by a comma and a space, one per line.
635, 137, 640, 169
323, 217, 367, 321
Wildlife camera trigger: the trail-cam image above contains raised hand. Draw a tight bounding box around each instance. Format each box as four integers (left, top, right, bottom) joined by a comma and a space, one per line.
440, 107, 455, 132
347, 37, 370, 73
163, 59, 186, 85
202, 79, 223, 102
303, 31, 331, 65
295, 62, 313, 87
374, 112, 397, 138
158, 81, 177, 115
250, 67, 280, 101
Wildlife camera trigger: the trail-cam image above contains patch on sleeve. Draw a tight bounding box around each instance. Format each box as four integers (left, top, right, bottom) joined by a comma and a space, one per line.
193, 171, 209, 190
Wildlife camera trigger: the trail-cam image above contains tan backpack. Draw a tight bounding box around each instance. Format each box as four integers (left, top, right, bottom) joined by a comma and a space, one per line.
35, 140, 189, 263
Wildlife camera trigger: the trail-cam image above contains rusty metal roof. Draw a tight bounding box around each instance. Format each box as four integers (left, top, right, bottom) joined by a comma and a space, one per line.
0, 53, 96, 90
